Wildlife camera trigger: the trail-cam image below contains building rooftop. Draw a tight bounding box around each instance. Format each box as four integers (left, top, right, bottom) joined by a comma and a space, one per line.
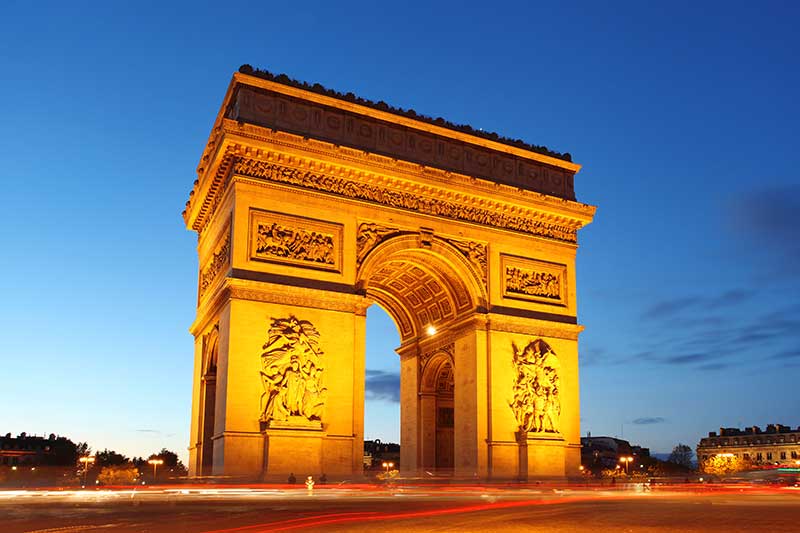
704, 424, 799, 438
238, 65, 572, 162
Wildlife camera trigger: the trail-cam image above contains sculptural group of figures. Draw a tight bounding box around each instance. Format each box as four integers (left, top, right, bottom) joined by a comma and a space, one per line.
256, 222, 334, 265
510, 339, 561, 433
260, 316, 327, 424
506, 267, 560, 299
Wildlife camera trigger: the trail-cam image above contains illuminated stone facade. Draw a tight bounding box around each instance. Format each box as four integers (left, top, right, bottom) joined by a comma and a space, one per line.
184, 69, 595, 480
697, 424, 800, 467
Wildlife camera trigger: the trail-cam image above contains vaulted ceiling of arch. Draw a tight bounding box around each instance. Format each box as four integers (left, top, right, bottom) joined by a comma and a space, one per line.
367, 260, 469, 340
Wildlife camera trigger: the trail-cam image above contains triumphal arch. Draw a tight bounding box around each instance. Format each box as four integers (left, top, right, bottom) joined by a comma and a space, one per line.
184, 66, 595, 480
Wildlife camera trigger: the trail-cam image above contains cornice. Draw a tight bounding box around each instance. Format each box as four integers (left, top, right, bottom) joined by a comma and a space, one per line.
185, 120, 596, 232
193, 278, 369, 334
186, 135, 595, 246
485, 313, 585, 340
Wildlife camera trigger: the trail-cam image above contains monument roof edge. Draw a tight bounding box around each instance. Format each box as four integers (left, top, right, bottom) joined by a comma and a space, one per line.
229, 69, 581, 174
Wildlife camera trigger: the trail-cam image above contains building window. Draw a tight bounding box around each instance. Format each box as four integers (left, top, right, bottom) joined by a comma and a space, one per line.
757, 453, 763, 461
780, 452, 786, 460
743, 453, 750, 460
767, 452, 773, 461
792, 451, 798, 459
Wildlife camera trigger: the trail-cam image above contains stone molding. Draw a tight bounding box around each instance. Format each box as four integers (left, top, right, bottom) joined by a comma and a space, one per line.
184, 123, 596, 238
485, 313, 584, 340
230, 155, 579, 244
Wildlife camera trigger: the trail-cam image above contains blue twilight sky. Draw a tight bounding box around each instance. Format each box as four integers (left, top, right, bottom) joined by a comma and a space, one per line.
1, 1, 798, 463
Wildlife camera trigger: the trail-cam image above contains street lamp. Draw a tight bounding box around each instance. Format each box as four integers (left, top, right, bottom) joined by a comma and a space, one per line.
79, 456, 95, 486
619, 455, 633, 475
148, 458, 164, 480
382, 461, 394, 475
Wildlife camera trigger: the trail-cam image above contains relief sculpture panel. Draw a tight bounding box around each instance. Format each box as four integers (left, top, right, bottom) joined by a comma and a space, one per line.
259, 316, 326, 428
249, 209, 342, 272
509, 339, 561, 434
501, 255, 567, 306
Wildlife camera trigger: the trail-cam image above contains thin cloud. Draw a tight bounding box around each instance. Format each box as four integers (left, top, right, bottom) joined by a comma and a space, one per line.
365, 369, 400, 403
643, 297, 702, 319
698, 363, 729, 371
632, 417, 666, 425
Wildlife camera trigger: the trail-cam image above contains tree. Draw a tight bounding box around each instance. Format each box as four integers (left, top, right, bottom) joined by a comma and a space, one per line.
668, 444, 694, 468
95, 449, 129, 467
97, 465, 139, 485
148, 449, 188, 478
701, 454, 746, 476
46, 437, 89, 466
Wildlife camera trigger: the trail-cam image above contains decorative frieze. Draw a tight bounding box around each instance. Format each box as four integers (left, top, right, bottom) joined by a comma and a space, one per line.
501, 255, 567, 306
249, 209, 342, 272
259, 316, 326, 427
199, 230, 230, 297
509, 339, 560, 434
233, 157, 578, 243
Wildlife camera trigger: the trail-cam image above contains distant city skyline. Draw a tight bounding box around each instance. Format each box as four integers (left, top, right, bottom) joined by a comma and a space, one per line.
1, 2, 798, 464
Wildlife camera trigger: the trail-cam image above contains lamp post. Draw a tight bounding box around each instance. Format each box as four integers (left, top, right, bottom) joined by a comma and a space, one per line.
79, 456, 95, 486
148, 458, 164, 480
382, 461, 394, 476
619, 455, 633, 475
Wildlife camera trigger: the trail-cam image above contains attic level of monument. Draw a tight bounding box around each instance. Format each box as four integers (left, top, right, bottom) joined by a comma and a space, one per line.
237, 65, 574, 163
226, 77, 578, 198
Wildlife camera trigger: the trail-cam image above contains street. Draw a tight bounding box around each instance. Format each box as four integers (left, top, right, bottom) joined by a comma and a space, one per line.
1, 484, 798, 532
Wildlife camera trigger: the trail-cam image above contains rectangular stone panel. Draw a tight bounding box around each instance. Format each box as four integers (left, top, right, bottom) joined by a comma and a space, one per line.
248, 209, 343, 272
501, 254, 568, 306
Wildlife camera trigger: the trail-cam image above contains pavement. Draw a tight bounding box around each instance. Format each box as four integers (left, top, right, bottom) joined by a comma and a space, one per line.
1, 483, 798, 532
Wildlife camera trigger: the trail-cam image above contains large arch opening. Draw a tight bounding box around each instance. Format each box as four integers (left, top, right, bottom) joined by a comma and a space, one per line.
358, 235, 486, 475
198, 327, 218, 476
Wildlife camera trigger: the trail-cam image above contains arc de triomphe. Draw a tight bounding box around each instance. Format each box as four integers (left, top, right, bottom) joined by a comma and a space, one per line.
184, 67, 595, 480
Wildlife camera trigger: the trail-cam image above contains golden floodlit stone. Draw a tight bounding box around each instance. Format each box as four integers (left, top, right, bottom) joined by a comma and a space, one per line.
184, 70, 596, 480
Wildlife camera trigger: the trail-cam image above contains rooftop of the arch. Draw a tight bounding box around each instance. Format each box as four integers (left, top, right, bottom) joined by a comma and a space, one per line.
237, 65, 573, 163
